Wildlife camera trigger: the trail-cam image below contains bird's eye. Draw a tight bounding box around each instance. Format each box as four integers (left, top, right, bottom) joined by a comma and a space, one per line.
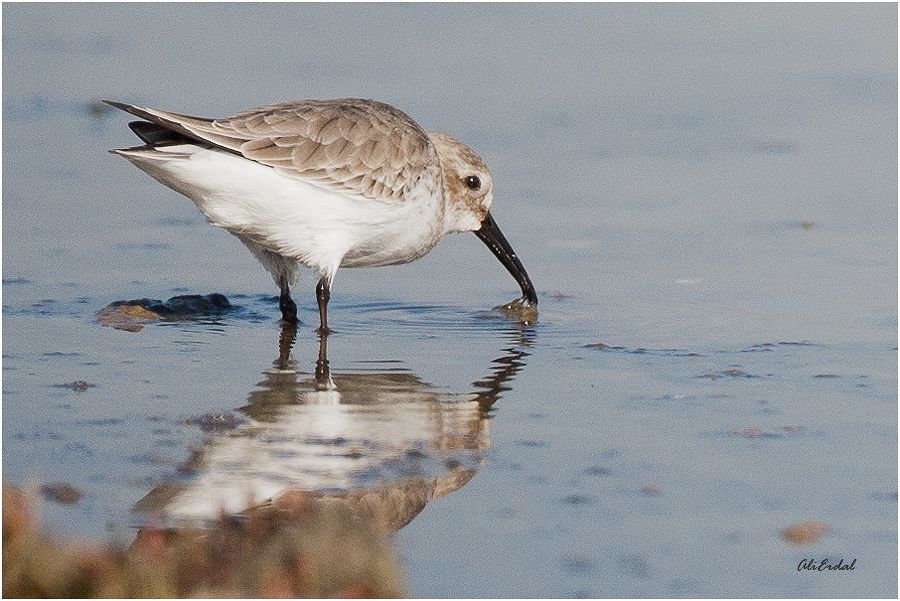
464, 175, 481, 191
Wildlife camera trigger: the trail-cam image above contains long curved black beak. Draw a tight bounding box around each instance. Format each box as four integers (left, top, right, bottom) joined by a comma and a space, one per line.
475, 212, 538, 305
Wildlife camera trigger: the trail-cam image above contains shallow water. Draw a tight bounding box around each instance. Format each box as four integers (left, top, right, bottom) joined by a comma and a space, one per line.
3, 4, 897, 597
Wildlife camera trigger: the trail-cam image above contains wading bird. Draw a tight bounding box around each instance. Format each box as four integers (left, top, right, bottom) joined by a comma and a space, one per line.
107, 98, 537, 332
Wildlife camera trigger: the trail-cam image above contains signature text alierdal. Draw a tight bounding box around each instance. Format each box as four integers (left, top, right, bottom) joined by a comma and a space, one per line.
797, 558, 857, 571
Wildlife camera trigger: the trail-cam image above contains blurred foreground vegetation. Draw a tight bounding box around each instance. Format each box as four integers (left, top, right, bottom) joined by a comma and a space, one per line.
3, 484, 405, 598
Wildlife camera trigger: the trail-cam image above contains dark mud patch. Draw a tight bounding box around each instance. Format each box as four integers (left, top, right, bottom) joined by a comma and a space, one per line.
560, 554, 596, 577
76, 417, 125, 427
698, 426, 806, 441
698, 367, 768, 380
546, 291, 575, 301
185, 411, 247, 432
729, 426, 804, 439
583, 342, 702, 357
639, 484, 662, 496
584, 466, 612, 477
562, 493, 598, 506
52, 380, 96, 392
619, 554, 650, 578
869, 491, 898, 502
741, 341, 822, 353
514, 439, 546, 448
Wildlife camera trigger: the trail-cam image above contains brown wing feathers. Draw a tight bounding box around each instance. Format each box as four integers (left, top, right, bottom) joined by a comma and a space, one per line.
105, 99, 436, 202
214, 100, 434, 201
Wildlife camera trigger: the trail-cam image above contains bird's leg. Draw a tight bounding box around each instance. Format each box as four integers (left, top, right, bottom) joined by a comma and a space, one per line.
278, 277, 298, 323
315, 331, 330, 383
315, 277, 332, 335
275, 320, 298, 371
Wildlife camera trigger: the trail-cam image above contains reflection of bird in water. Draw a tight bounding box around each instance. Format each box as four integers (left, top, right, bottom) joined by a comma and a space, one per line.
135, 323, 532, 531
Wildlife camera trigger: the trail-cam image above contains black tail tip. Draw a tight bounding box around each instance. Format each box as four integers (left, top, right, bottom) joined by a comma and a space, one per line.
102, 100, 138, 113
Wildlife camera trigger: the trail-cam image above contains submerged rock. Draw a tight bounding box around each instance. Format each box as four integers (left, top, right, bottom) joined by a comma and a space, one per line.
98, 293, 233, 331
107, 293, 231, 317
96, 304, 159, 332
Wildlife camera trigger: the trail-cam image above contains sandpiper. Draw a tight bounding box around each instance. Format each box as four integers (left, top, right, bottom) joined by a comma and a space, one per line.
106, 98, 537, 331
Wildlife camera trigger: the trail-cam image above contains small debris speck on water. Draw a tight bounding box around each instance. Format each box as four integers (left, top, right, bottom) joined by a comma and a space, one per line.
562, 493, 598, 506
781, 520, 829, 545
730, 426, 803, 439
55, 381, 95, 392
40, 482, 83, 505
640, 484, 661, 496
585, 465, 612, 477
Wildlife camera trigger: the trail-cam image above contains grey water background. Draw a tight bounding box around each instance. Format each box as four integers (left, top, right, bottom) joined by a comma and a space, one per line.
2, 3, 896, 597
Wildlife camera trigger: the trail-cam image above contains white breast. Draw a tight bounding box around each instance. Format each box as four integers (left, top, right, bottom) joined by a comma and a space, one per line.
117, 144, 447, 277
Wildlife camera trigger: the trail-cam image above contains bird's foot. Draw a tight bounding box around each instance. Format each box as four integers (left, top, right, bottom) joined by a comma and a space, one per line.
316, 326, 334, 337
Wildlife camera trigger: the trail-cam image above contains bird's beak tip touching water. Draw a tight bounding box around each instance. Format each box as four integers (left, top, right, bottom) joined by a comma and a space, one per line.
475, 212, 538, 306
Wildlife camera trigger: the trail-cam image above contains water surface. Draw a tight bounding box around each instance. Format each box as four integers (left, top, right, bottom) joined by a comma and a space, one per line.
3, 4, 896, 597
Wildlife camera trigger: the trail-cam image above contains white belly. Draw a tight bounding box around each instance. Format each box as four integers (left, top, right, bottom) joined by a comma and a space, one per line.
117, 144, 446, 277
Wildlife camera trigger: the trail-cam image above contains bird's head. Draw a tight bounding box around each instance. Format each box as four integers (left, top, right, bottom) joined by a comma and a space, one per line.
430, 132, 494, 232
429, 133, 537, 306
